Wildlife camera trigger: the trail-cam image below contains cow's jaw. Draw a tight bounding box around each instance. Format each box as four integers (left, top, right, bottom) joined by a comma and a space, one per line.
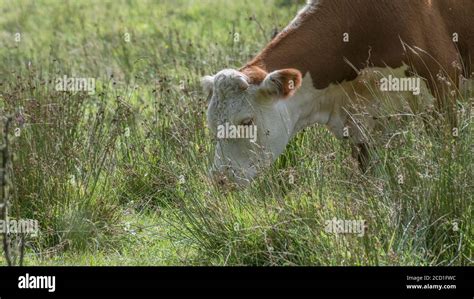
211, 97, 295, 187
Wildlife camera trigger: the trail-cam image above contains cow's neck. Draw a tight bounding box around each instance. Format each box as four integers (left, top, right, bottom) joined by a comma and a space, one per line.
274, 73, 339, 138
241, 2, 355, 137
241, 1, 356, 88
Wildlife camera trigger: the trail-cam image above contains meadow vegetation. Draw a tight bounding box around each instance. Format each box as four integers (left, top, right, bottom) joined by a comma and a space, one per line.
0, 0, 472, 265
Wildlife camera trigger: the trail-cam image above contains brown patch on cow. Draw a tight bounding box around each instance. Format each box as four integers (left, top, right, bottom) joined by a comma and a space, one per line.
239, 66, 302, 98
276, 69, 303, 98
240, 65, 267, 85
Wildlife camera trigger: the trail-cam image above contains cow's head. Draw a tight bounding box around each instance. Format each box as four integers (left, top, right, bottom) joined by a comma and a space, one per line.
203, 67, 302, 187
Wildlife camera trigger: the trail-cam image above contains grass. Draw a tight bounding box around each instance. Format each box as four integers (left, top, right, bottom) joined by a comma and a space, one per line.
0, 0, 472, 266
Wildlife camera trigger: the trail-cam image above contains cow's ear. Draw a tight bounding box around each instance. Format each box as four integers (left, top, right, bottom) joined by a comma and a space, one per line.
201, 75, 215, 95
259, 69, 302, 99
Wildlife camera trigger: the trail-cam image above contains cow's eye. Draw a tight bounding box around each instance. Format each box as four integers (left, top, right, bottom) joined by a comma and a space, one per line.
240, 118, 254, 126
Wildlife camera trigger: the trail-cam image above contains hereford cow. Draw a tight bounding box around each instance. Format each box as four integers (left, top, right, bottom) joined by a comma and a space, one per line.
203, 0, 473, 186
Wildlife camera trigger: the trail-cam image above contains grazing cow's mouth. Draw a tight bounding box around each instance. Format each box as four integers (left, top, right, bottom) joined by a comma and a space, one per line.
210, 163, 257, 188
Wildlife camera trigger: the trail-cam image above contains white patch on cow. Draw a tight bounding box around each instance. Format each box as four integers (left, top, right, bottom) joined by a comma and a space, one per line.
275, 72, 332, 134
282, 64, 434, 144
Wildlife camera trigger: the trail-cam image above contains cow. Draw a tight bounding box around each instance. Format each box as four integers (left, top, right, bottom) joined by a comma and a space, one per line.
203, 0, 474, 187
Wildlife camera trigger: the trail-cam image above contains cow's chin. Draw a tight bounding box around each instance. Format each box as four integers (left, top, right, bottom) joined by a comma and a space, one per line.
211, 163, 259, 189
210, 138, 288, 189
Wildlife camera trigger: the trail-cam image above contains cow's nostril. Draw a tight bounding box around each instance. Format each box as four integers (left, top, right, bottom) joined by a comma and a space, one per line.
216, 174, 229, 186
217, 177, 226, 186
210, 169, 229, 187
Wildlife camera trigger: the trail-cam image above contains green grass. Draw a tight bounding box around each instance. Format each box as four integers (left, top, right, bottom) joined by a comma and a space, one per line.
0, 0, 472, 265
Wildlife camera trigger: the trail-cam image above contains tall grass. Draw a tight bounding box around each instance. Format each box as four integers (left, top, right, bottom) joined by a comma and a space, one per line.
0, 67, 130, 254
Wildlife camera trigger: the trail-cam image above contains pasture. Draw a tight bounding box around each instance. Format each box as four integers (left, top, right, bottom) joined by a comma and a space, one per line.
0, 0, 472, 265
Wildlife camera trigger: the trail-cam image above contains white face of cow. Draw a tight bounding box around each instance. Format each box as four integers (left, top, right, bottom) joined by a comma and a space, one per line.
203, 68, 302, 187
